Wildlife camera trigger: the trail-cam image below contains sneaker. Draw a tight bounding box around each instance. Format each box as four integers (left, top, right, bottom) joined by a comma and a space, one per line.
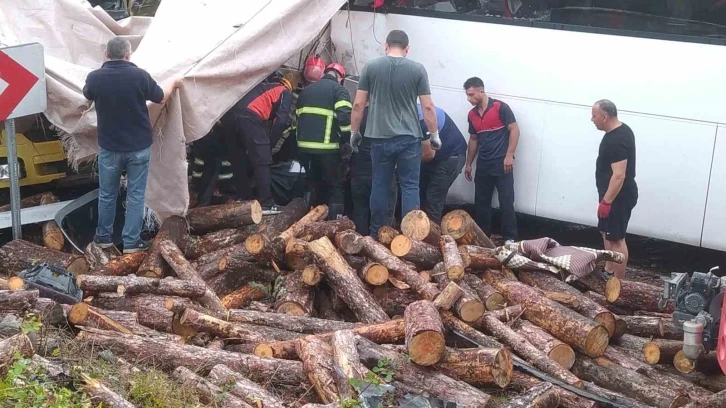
505, 239, 516, 246
600, 268, 615, 281
93, 236, 115, 249
261, 205, 283, 216
123, 240, 150, 254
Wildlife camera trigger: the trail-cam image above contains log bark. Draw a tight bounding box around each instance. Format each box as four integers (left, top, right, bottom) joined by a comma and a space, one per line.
400, 209, 442, 247
331, 329, 365, 401
80, 373, 135, 408
482, 269, 610, 358
615, 334, 683, 365
255, 319, 405, 360
0, 289, 38, 311
572, 273, 608, 295
440, 235, 466, 281
0, 239, 88, 275
185, 226, 256, 259
606, 277, 676, 313
441, 209, 495, 248
208, 364, 286, 408
297, 336, 339, 404
478, 312, 583, 387
0, 277, 7, 290
518, 271, 616, 337
673, 350, 723, 375
356, 336, 492, 408
298, 218, 356, 242
440, 311, 505, 349
270, 205, 328, 255
459, 245, 501, 270
180, 308, 300, 344
682, 389, 726, 408
205, 262, 276, 298
172, 366, 253, 408
301, 265, 323, 286
580, 382, 654, 408
501, 382, 560, 408
621, 315, 684, 340
306, 237, 389, 324
432, 266, 485, 322
509, 372, 596, 408
32, 297, 67, 327
435, 347, 512, 388
244, 198, 308, 257
78, 274, 206, 298
582, 290, 633, 316
571, 355, 690, 408
0, 333, 34, 375
194, 243, 255, 281
358, 262, 389, 286
77, 328, 306, 385
371, 286, 419, 316
187, 200, 262, 234
137, 215, 187, 278
613, 316, 628, 339
464, 274, 505, 311
226, 309, 356, 334
89, 293, 175, 333
84, 242, 114, 269
79, 308, 181, 341
486, 305, 524, 322
390, 235, 442, 270
159, 239, 225, 313
360, 236, 441, 301
285, 238, 311, 271
39, 193, 64, 251
377, 225, 401, 246
0, 191, 53, 212
334, 230, 364, 254
221, 283, 268, 309
90, 251, 146, 277
68, 303, 132, 334
404, 300, 446, 366
274, 271, 313, 316
512, 319, 576, 369
432, 281, 465, 310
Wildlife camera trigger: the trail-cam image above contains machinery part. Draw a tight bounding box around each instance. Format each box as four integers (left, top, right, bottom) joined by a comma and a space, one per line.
683, 320, 705, 360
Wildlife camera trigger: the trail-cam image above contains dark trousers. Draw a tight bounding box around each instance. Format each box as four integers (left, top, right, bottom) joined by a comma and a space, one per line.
474, 160, 517, 241
191, 129, 234, 207
221, 114, 273, 207
300, 152, 345, 220
350, 173, 398, 236
420, 154, 466, 224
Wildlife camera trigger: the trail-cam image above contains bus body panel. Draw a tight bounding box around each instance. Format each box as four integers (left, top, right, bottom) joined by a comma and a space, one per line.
702, 125, 726, 250
332, 10, 726, 251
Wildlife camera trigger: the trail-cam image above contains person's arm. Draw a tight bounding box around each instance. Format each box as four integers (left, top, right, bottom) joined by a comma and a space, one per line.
269, 89, 293, 143
334, 86, 352, 144
419, 95, 438, 135
350, 90, 368, 134
598, 137, 629, 218
603, 160, 627, 203
465, 135, 478, 181
421, 139, 436, 163
504, 123, 520, 174
82, 73, 96, 101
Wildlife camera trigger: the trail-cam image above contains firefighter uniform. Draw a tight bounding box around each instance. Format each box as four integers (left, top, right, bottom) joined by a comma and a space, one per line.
190, 123, 234, 207
296, 70, 352, 219
219, 78, 292, 209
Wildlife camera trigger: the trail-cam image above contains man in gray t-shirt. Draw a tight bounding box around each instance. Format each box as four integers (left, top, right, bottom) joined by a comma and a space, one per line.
349, 29, 440, 238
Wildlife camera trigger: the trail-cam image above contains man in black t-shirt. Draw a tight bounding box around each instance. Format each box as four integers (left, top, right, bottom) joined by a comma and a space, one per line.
591, 99, 638, 279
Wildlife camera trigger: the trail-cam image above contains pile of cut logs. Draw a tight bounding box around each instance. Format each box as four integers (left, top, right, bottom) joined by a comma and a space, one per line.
1, 196, 725, 407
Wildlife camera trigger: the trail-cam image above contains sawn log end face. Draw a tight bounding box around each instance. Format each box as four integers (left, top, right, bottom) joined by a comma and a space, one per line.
401, 210, 431, 241
441, 210, 468, 239
584, 325, 611, 358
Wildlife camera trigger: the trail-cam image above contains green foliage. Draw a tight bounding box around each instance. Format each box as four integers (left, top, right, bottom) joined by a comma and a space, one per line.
125, 369, 203, 408
21, 314, 42, 334
342, 357, 399, 408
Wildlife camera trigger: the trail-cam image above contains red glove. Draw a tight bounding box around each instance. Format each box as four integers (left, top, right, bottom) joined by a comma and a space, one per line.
597, 200, 611, 219
373, 0, 385, 8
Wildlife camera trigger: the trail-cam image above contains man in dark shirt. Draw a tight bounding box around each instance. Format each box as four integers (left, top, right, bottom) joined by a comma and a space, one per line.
463, 77, 520, 244
418, 104, 467, 224
591, 99, 638, 279
83, 37, 182, 253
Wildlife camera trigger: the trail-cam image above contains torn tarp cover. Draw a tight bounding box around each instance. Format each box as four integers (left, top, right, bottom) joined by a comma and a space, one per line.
0, 0, 346, 222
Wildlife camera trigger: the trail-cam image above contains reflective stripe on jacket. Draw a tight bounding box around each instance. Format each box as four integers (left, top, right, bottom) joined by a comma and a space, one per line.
295, 74, 351, 153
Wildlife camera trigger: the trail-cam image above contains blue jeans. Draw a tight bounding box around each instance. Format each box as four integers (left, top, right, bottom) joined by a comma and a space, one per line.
369, 135, 421, 238
474, 159, 517, 241
96, 146, 151, 249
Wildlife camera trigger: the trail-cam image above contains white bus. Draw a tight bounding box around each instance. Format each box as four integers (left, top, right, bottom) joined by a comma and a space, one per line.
331, 1, 726, 251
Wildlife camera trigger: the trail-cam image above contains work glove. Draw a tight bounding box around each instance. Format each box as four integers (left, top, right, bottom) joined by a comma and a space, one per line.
597, 200, 611, 219
429, 131, 442, 150
350, 131, 362, 153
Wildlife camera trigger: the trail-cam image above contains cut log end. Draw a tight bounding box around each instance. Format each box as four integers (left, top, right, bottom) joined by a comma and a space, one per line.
302, 265, 323, 286
549, 344, 577, 370
594, 312, 617, 338
390, 235, 412, 257
584, 325, 611, 358
409, 330, 446, 366
244, 234, 266, 255
67, 302, 90, 324
674, 350, 695, 373
644, 342, 662, 365
459, 299, 485, 323
7, 277, 24, 291
362, 263, 389, 286
491, 348, 515, 388
605, 277, 621, 302
400, 210, 431, 242
249, 200, 263, 225
253, 343, 275, 358
484, 293, 505, 311
277, 302, 306, 316
441, 211, 467, 239
447, 266, 465, 281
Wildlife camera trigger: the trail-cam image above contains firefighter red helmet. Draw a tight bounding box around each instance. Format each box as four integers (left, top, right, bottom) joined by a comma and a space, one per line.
325, 63, 346, 80
303, 56, 325, 83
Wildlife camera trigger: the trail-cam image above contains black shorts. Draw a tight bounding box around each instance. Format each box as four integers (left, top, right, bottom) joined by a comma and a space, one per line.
598, 199, 635, 241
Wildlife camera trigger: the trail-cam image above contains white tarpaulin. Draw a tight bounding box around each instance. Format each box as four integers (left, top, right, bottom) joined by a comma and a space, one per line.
0, 0, 345, 222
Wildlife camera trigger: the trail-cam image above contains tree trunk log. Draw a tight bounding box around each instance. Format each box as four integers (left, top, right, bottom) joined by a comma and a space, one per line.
441, 210, 495, 248
356, 336, 492, 408
297, 218, 356, 243
371, 286, 419, 316
39, 193, 65, 251
255, 319, 405, 360
221, 283, 268, 309
297, 336, 339, 404
301, 265, 323, 286
621, 315, 684, 340
208, 364, 286, 408
185, 226, 256, 260
512, 319, 576, 369
0, 191, 53, 211
580, 382, 654, 408
606, 277, 675, 313
270, 205, 328, 258
508, 372, 597, 408
404, 300, 446, 366
459, 246, 501, 270
80, 373, 135, 408
0, 278, 7, 290
226, 309, 356, 334
614, 333, 683, 365
464, 274, 505, 311
274, 271, 313, 316
401, 209, 442, 247
435, 347, 512, 388
440, 235, 466, 281
172, 366, 254, 408
84, 242, 114, 269
440, 311, 505, 349
159, 239, 225, 313
284, 238, 310, 271
360, 236, 441, 301
358, 262, 389, 286
180, 308, 299, 344
0, 239, 89, 276
205, 262, 276, 298
518, 271, 616, 337
673, 350, 723, 375
482, 270, 610, 358
682, 389, 726, 408
571, 355, 690, 408
0, 289, 38, 312
331, 329, 365, 401
244, 198, 309, 258
334, 230, 364, 254
89, 251, 146, 277
377, 225, 401, 246
582, 290, 633, 316
432, 281, 465, 310
390, 235, 442, 270
68, 303, 132, 334
613, 316, 628, 339
78, 274, 206, 298
137, 215, 187, 278
432, 265, 485, 322
306, 237, 389, 324
486, 305, 524, 322
77, 328, 306, 385
194, 243, 254, 281
501, 382, 560, 408
89, 293, 175, 333
0, 333, 34, 375
187, 200, 262, 234
572, 273, 608, 296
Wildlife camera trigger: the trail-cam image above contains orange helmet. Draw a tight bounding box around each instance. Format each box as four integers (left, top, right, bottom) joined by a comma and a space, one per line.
303, 56, 325, 83
325, 63, 346, 80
